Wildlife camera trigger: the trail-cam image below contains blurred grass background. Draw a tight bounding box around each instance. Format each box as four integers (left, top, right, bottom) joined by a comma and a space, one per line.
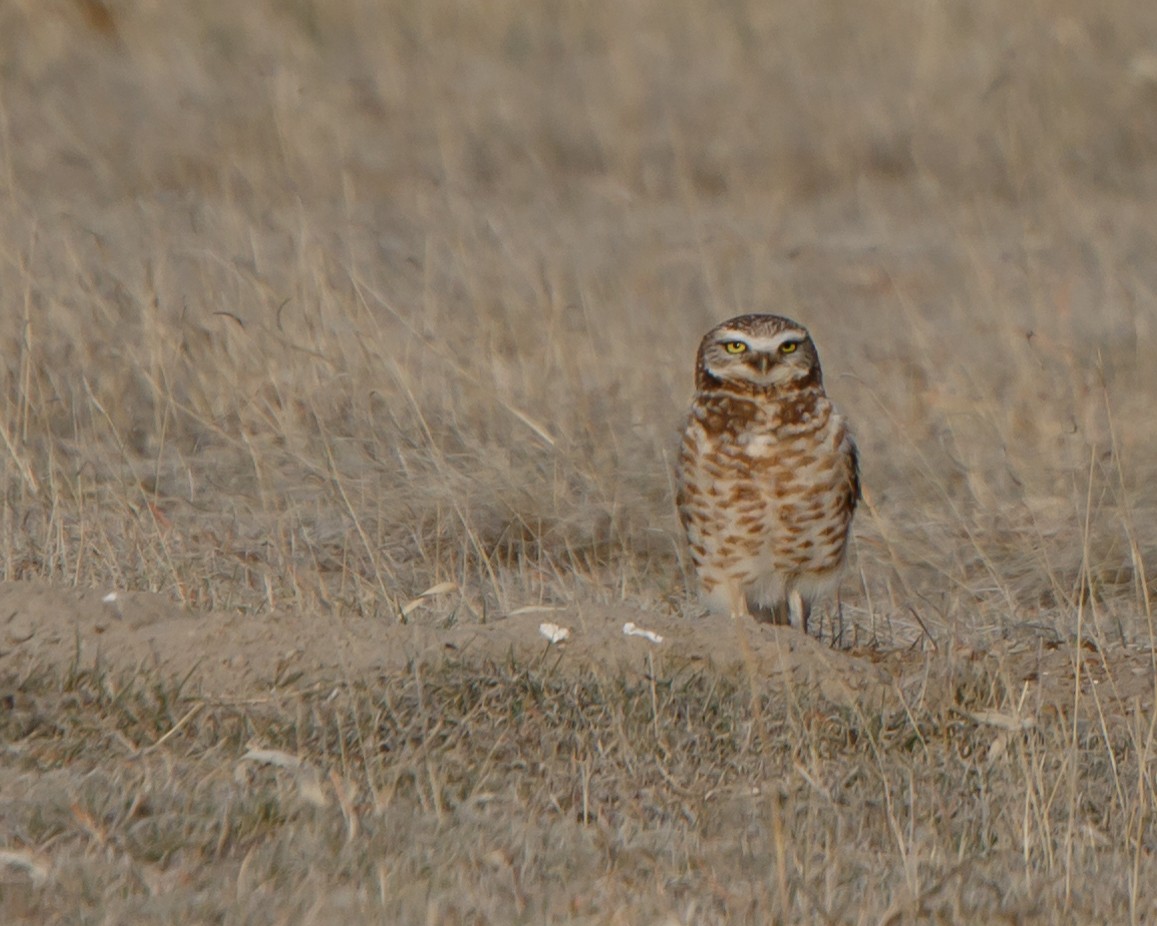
2, 0, 1157, 641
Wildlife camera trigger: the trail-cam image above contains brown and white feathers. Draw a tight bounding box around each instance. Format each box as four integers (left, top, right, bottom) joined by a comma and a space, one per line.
676, 314, 859, 632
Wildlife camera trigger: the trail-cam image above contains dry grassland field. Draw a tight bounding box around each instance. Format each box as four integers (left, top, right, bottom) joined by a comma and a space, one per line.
3, 0, 1157, 923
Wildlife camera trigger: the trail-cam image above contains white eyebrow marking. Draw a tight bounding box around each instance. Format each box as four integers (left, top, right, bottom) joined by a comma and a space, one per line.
716, 329, 806, 352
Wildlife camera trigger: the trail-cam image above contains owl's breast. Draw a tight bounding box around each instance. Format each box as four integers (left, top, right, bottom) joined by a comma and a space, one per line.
677, 391, 857, 565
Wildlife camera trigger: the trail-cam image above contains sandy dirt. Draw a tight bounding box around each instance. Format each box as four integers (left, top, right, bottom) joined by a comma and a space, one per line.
3, 581, 1151, 727
0, 581, 880, 699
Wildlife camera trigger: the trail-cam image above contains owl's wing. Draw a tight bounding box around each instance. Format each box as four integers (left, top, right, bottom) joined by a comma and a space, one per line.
674, 414, 700, 531
674, 451, 693, 531
849, 439, 862, 505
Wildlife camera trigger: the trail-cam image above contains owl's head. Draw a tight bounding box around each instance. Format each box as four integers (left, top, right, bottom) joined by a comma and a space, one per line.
695, 314, 822, 392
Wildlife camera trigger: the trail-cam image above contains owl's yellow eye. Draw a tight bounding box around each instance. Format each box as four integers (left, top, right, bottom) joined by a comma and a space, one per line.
724, 341, 747, 354
779, 341, 799, 354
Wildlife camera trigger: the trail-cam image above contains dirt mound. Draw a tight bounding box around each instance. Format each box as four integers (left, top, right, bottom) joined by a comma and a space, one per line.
0, 581, 888, 702
2, 581, 1153, 726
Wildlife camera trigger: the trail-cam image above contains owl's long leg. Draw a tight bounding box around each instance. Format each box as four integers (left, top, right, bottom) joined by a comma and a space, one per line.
787, 589, 810, 633
725, 580, 751, 621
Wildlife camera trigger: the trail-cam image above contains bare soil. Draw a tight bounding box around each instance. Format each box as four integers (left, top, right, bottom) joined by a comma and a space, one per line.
5, 579, 1153, 727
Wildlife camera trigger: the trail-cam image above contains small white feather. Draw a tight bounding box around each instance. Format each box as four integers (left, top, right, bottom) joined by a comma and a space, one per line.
623, 622, 664, 644
538, 622, 571, 644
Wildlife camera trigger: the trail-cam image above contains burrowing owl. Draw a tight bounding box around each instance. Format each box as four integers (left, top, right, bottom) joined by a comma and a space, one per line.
676, 314, 859, 632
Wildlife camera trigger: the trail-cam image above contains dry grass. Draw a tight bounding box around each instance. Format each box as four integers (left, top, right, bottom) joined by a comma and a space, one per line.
2, 0, 1157, 921
4, 648, 1157, 923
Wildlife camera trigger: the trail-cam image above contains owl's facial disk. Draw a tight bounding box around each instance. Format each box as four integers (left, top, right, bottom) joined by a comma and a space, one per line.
705, 327, 814, 387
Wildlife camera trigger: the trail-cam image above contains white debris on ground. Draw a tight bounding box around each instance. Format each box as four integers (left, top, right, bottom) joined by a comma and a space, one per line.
538, 622, 571, 644
622, 622, 663, 644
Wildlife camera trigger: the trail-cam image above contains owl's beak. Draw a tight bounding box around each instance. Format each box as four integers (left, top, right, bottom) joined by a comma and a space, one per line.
754, 353, 774, 375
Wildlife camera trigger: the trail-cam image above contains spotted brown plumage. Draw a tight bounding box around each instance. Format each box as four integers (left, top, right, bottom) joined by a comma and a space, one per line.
676, 314, 859, 633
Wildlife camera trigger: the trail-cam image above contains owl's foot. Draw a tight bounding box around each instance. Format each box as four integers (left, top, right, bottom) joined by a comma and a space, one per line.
750, 601, 789, 625
749, 592, 811, 632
